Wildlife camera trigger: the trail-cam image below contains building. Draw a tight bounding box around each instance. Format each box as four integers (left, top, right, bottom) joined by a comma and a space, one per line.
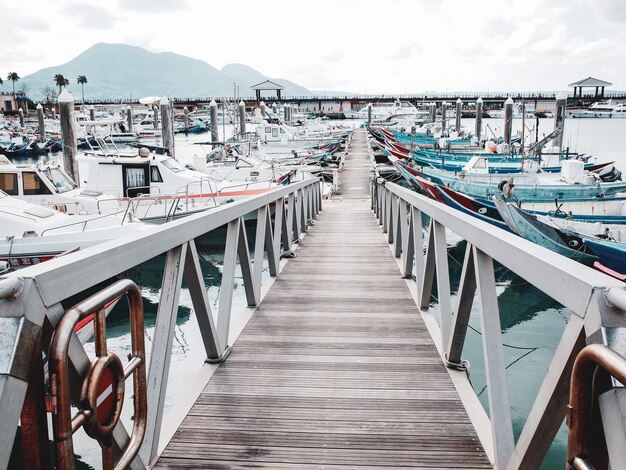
1, 92, 17, 113
568, 77, 612, 98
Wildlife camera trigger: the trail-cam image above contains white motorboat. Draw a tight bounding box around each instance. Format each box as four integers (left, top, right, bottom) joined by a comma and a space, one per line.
568, 100, 626, 118
0, 190, 150, 267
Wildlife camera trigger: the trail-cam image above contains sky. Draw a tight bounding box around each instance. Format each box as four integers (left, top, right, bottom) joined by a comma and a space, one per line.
1, 0, 625, 94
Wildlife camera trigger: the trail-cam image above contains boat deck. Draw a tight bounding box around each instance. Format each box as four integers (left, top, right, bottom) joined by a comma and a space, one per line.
154, 129, 492, 469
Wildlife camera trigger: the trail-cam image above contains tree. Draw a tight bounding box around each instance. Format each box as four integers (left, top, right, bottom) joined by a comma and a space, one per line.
54, 74, 69, 94
40, 86, 58, 107
77, 75, 88, 103
7, 73, 20, 104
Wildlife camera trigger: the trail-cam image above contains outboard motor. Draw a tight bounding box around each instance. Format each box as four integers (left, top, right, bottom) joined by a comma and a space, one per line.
598, 164, 622, 182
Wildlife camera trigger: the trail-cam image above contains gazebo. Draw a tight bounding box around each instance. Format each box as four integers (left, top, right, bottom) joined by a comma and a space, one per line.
568, 77, 612, 98
250, 80, 285, 101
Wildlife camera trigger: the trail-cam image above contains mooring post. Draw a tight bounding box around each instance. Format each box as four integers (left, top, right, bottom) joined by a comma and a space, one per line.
455, 98, 462, 131
441, 101, 447, 133
89, 105, 95, 122
260, 101, 267, 117
239, 101, 246, 134
183, 106, 189, 133
210, 99, 219, 145
475, 97, 483, 141
18, 108, 24, 128
126, 106, 133, 132
503, 97, 514, 144
367, 104, 372, 125
160, 97, 175, 158
58, 90, 79, 183
284, 104, 291, 124
153, 104, 160, 130
428, 102, 436, 123
36, 103, 45, 139
554, 91, 567, 151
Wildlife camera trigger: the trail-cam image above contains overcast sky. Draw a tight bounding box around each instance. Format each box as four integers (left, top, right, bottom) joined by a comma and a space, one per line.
2, 0, 625, 93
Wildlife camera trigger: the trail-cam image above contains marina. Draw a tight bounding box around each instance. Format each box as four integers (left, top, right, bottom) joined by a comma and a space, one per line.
3, 1, 626, 468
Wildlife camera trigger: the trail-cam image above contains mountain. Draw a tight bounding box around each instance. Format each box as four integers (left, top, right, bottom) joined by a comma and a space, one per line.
17, 43, 314, 100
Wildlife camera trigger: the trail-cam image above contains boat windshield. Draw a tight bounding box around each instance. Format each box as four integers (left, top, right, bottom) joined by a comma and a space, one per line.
40, 167, 75, 193
0, 190, 7, 199
161, 158, 186, 173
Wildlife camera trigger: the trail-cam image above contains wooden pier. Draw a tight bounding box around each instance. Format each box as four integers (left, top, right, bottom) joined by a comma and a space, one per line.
154, 130, 491, 468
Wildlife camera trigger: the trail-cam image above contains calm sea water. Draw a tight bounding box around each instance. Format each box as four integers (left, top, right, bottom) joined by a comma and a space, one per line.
17, 117, 626, 468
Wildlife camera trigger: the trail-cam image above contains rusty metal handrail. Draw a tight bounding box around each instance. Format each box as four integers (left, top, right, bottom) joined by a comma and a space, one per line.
48, 279, 147, 470
567, 344, 626, 470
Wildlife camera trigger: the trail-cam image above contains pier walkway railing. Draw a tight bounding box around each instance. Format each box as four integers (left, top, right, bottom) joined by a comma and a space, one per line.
371, 177, 626, 469
0, 176, 322, 470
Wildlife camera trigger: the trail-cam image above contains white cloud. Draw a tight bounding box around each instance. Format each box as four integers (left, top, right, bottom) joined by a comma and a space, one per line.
1, 0, 624, 92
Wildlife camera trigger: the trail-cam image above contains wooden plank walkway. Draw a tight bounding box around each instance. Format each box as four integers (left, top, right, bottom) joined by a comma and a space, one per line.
155, 129, 492, 469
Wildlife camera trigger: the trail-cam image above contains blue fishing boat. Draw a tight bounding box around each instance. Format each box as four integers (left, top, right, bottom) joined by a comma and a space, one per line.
418, 161, 626, 201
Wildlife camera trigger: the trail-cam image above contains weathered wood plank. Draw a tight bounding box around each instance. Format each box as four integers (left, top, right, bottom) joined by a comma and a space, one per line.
154, 129, 490, 469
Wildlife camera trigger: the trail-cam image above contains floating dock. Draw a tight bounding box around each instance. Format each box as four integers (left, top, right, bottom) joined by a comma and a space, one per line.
155, 130, 491, 468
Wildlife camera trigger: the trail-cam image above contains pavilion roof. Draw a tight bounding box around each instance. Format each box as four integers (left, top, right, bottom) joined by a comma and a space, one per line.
568, 76, 612, 87
250, 80, 285, 91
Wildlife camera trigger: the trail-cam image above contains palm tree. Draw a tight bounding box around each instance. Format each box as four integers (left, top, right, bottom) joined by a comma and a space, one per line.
7, 72, 20, 105
77, 75, 88, 103
54, 74, 69, 94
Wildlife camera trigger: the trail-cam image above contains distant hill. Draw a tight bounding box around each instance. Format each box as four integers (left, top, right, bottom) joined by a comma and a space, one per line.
16, 43, 314, 100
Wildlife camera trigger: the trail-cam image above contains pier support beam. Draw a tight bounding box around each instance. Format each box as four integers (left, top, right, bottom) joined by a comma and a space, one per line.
58, 90, 79, 183
475, 97, 483, 141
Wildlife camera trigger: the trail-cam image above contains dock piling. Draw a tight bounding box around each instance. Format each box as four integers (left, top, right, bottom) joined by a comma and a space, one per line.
210, 99, 219, 144
428, 102, 436, 123
183, 106, 189, 133
153, 105, 160, 131
58, 90, 79, 183
475, 97, 483, 141
441, 101, 448, 133
36, 103, 45, 139
238, 101, 246, 134
126, 106, 133, 132
504, 97, 514, 144
160, 97, 175, 158
260, 101, 266, 117
367, 103, 372, 125
89, 106, 95, 122
455, 98, 462, 131
554, 91, 567, 150
18, 108, 24, 128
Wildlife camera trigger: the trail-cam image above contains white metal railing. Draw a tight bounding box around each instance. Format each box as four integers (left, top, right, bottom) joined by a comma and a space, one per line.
371, 178, 626, 470
0, 176, 322, 470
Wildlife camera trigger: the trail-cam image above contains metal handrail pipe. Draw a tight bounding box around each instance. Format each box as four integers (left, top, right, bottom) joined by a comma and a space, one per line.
567, 344, 626, 469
